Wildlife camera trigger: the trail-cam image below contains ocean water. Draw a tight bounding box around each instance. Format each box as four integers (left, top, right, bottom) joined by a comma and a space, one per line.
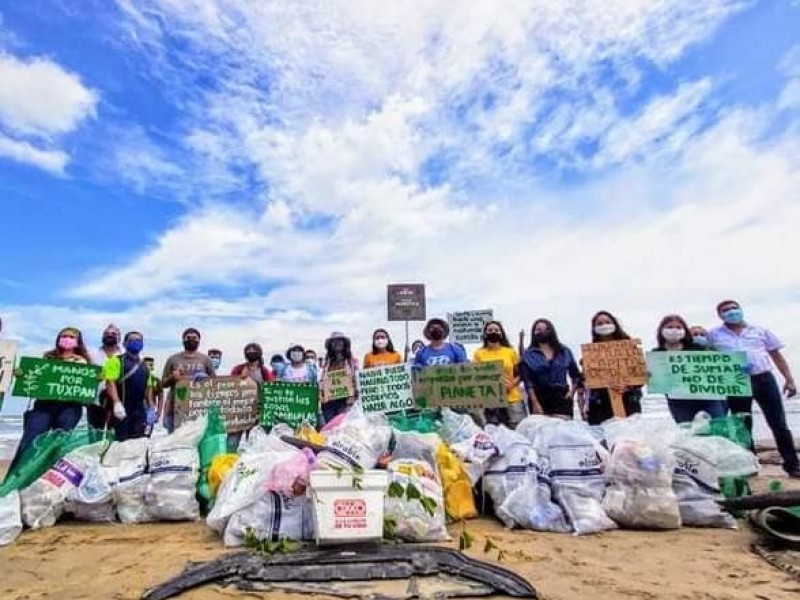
0, 396, 798, 461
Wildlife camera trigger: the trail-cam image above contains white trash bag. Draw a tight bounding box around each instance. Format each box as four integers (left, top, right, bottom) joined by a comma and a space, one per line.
106, 438, 151, 525
602, 438, 681, 530
317, 411, 392, 471
20, 440, 109, 529
147, 416, 206, 521
0, 491, 22, 546
65, 462, 116, 522
384, 459, 449, 542
496, 472, 571, 533
223, 492, 313, 547
483, 425, 537, 512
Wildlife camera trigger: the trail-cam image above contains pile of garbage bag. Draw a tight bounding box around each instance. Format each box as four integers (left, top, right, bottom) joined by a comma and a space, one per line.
1, 403, 761, 548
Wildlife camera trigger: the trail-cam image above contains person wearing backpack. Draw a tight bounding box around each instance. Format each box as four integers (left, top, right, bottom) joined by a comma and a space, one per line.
231, 343, 275, 383
104, 331, 154, 442
412, 318, 468, 372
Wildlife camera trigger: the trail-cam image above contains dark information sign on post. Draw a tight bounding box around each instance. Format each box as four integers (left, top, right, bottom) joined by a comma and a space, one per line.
260, 382, 320, 429
413, 361, 507, 410
387, 284, 426, 322
12, 357, 101, 404
174, 376, 260, 433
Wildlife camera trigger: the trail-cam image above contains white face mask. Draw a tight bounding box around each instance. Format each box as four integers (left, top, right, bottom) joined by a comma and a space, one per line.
662, 327, 685, 343
374, 338, 388, 350
290, 351, 304, 363
594, 323, 616, 337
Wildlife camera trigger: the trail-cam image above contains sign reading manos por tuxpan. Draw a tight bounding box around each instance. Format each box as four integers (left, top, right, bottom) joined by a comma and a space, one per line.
175, 376, 259, 433
12, 356, 101, 404
413, 361, 507, 410
646, 351, 752, 400
358, 363, 414, 414
260, 382, 319, 428
448, 309, 494, 345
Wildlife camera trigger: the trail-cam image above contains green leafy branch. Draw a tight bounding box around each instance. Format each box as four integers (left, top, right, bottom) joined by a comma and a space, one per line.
243, 528, 299, 555
386, 480, 437, 517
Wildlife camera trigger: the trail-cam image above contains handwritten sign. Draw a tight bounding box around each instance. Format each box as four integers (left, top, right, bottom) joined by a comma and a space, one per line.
174, 376, 259, 433
581, 340, 646, 417
260, 382, 319, 428
646, 351, 751, 399
11, 357, 101, 404
358, 363, 414, 414
0, 340, 18, 406
387, 283, 426, 321
324, 369, 354, 401
413, 361, 507, 410
448, 309, 494, 344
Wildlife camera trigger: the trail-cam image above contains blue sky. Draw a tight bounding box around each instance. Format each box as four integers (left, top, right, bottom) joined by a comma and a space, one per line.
1, 1, 800, 414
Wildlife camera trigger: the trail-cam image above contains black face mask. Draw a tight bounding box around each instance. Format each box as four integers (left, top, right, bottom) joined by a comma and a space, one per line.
485, 332, 502, 344
532, 332, 552, 345
245, 351, 261, 363
183, 339, 200, 352
102, 334, 118, 347
428, 329, 444, 341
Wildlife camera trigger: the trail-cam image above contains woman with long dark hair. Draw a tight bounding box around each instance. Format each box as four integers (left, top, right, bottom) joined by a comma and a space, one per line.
9, 326, 94, 470
473, 320, 524, 427
653, 314, 727, 423
583, 310, 643, 425
363, 328, 402, 368
520, 318, 584, 419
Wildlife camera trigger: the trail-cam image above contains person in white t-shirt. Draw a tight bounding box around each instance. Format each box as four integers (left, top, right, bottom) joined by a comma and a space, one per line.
281, 344, 318, 384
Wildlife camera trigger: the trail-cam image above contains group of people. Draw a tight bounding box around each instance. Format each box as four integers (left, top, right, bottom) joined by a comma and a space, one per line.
4, 298, 799, 477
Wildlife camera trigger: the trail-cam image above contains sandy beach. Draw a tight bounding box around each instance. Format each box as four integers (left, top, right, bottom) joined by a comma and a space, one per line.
1, 464, 798, 600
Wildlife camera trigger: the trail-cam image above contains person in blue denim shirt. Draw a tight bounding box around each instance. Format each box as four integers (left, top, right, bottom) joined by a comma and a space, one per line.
652, 314, 727, 424
520, 319, 584, 418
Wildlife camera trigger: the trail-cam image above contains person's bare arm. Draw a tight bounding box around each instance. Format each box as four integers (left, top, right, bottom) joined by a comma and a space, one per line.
769, 349, 797, 397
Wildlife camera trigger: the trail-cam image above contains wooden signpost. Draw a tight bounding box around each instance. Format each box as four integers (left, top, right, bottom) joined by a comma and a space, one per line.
174, 376, 259, 433
413, 361, 507, 410
581, 340, 647, 417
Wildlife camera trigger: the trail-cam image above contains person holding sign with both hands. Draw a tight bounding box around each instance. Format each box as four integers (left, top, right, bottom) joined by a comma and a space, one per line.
319, 331, 359, 424
473, 321, 524, 427
583, 311, 643, 425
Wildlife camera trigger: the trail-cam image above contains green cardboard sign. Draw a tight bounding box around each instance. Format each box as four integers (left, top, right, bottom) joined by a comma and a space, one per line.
646, 351, 752, 400
260, 382, 319, 429
12, 356, 101, 404
413, 361, 507, 410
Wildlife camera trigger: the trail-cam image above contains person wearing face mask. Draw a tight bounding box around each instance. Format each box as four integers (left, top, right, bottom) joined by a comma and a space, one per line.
583, 311, 643, 425
88, 324, 123, 429
473, 321, 525, 427
270, 354, 287, 379
652, 314, 727, 424
208, 349, 223, 373
520, 319, 585, 420
104, 331, 154, 441
319, 332, 359, 423
709, 300, 799, 478
412, 319, 468, 372
231, 343, 275, 383
161, 328, 216, 433
304, 350, 318, 367
690, 326, 712, 349
9, 327, 94, 471
282, 345, 319, 384
364, 329, 403, 368
407, 340, 425, 364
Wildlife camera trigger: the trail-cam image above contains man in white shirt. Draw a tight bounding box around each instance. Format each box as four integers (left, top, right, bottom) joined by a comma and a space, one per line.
709, 299, 799, 477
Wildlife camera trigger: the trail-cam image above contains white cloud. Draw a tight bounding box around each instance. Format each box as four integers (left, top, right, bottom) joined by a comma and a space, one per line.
0, 52, 97, 137
0, 133, 67, 174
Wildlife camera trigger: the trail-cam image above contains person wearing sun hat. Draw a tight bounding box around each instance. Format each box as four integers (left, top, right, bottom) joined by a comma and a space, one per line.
319, 331, 359, 424
412, 318, 468, 372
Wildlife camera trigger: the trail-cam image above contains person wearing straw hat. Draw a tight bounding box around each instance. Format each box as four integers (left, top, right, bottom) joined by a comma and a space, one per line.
319, 331, 359, 424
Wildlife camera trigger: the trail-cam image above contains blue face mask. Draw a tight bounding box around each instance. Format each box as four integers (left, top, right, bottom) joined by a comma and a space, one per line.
210, 357, 221, 370
272, 363, 286, 376
692, 335, 708, 347
125, 339, 144, 354
721, 308, 744, 325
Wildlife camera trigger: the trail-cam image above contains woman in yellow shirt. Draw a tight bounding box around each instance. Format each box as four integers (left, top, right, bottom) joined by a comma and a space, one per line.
472, 320, 525, 428
363, 328, 403, 368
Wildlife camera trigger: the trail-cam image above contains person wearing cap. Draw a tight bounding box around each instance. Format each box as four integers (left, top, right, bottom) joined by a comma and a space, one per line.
161, 328, 216, 433
282, 344, 319, 384
9, 326, 94, 471
319, 331, 359, 423
231, 343, 274, 383
709, 299, 799, 478
88, 323, 123, 429
412, 318, 468, 372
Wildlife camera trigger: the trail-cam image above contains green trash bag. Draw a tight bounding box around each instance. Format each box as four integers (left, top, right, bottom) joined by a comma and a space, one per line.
0, 427, 114, 497
697, 413, 754, 501
197, 405, 228, 505
388, 410, 439, 434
